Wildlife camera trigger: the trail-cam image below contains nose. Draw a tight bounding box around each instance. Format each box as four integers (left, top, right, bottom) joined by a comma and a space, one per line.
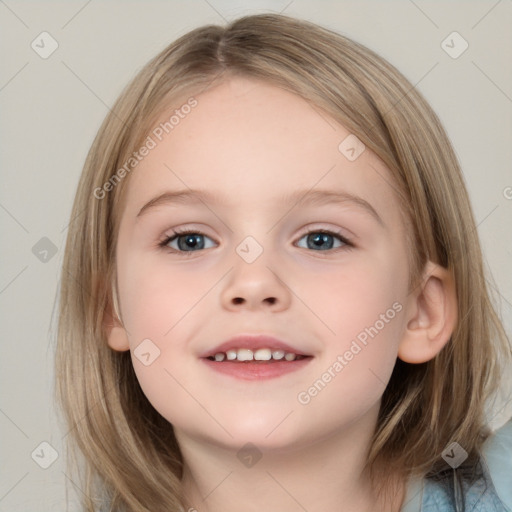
220, 257, 292, 312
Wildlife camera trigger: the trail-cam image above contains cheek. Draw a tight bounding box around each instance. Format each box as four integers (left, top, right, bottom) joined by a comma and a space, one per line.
117, 256, 210, 427
293, 291, 404, 437
304, 252, 406, 346
117, 257, 217, 420
118, 255, 210, 340
297, 254, 406, 401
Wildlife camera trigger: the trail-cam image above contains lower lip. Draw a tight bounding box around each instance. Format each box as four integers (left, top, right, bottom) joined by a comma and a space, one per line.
201, 357, 313, 380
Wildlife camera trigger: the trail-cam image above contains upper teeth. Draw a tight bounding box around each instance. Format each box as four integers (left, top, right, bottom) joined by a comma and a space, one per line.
211, 348, 299, 362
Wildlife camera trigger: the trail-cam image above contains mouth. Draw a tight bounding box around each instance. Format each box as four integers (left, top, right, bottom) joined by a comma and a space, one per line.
200, 334, 314, 380
205, 348, 309, 362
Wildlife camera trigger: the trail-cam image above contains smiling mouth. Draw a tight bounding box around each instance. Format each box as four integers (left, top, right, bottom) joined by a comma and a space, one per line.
205, 348, 311, 362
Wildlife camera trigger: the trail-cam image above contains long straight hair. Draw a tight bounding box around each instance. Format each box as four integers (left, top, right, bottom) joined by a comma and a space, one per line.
55, 13, 511, 511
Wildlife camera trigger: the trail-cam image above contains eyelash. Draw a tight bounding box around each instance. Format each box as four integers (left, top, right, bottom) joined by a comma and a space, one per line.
157, 227, 354, 256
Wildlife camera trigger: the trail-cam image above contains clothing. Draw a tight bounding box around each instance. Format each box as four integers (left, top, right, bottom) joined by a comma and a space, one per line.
401, 419, 512, 511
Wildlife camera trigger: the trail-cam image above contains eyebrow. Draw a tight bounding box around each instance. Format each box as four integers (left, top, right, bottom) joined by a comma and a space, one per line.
136, 188, 385, 227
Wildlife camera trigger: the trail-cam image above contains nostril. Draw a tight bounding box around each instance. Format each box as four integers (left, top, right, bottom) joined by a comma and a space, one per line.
231, 297, 277, 305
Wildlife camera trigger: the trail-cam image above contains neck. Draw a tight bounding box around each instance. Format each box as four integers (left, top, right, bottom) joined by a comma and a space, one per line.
177, 406, 405, 512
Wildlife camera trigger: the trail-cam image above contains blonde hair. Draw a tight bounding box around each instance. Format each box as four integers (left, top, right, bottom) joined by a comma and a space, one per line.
55, 13, 511, 511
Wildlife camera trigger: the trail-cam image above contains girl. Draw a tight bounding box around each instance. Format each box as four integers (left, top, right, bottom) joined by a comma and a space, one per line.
55, 13, 512, 512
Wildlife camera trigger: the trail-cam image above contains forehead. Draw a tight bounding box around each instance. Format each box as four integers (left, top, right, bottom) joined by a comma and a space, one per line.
121, 76, 403, 228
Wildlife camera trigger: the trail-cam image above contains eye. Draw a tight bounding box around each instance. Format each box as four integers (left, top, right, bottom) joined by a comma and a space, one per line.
158, 227, 353, 255
295, 229, 352, 252
159, 229, 216, 253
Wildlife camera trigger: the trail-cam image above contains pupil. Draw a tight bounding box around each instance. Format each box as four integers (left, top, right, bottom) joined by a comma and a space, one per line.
310, 233, 333, 250
179, 234, 204, 251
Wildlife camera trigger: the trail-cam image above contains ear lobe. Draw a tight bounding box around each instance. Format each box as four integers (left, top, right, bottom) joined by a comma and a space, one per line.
105, 317, 130, 352
103, 285, 130, 352
398, 261, 458, 364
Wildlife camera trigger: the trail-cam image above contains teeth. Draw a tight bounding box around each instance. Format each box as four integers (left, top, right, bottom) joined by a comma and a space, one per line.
237, 348, 253, 361
208, 348, 305, 362
226, 349, 237, 360
254, 348, 272, 361
272, 350, 285, 360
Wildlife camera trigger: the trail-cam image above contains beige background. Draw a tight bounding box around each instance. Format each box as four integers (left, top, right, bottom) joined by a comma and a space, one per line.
1, 1, 511, 510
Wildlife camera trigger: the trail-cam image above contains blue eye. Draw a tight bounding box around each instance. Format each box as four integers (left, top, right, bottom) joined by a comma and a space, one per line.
296, 230, 351, 251
159, 230, 216, 252
159, 228, 352, 254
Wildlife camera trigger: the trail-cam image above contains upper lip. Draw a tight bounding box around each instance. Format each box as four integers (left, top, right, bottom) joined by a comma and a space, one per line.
199, 334, 312, 358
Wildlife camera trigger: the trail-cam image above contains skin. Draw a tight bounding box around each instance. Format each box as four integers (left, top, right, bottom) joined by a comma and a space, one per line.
106, 76, 457, 512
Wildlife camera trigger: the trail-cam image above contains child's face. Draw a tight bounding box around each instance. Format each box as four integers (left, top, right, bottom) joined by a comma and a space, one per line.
111, 76, 413, 450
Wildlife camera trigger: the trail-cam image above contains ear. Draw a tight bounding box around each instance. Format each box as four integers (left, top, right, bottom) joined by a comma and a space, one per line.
398, 261, 457, 363
103, 283, 130, 352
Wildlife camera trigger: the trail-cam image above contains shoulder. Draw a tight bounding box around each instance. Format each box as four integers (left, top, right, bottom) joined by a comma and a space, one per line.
481, 418, 512, 510
401, 418, 512, 512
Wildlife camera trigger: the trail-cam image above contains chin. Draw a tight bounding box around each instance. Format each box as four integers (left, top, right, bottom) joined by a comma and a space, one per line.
201, 410, 309, 452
